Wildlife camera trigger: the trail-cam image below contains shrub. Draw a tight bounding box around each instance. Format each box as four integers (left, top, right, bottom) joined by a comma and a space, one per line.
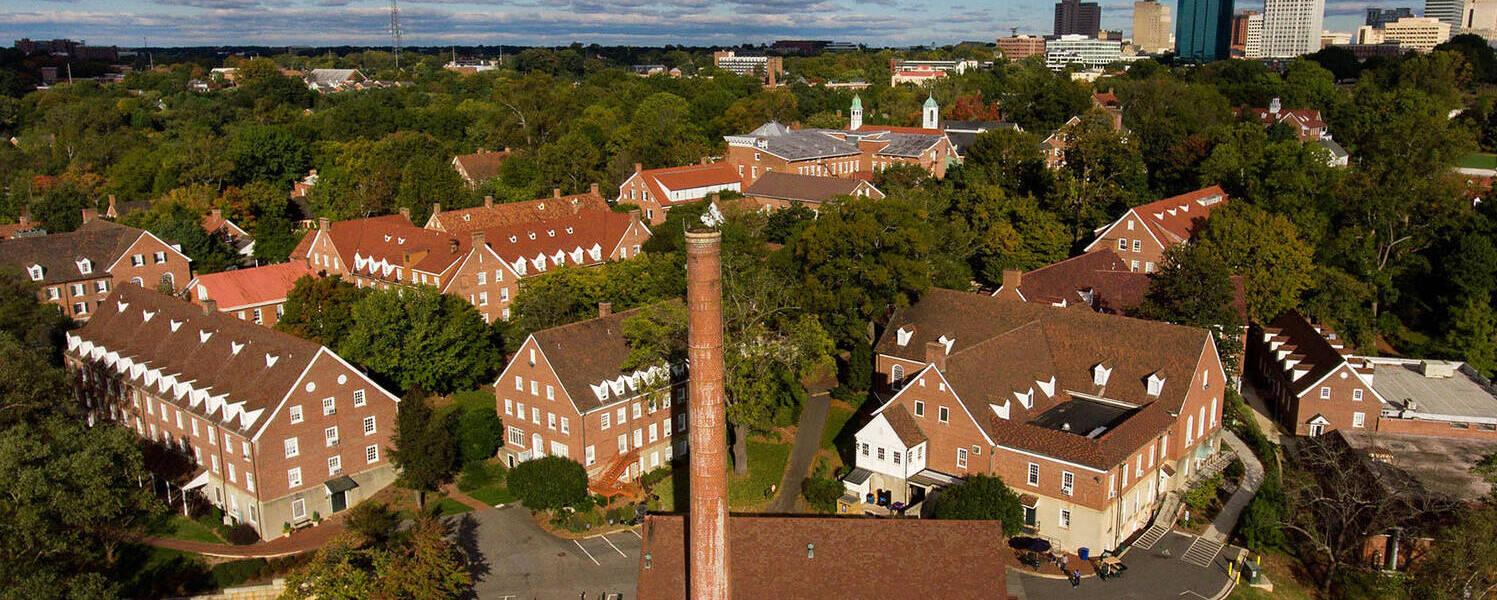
846, 342, 872, 392
605, 505, 635, 524
801, 477, 843, 514
1224, 458, 1245, 481
508, 456, 589, 511
641, 465, 673, 487
344, 502, 400, 546
224, 523, 262, 545
457, 406, 504, 464
929, 474, 1025, 536
1184, 474, 1223, 512
210, 558, 270, 588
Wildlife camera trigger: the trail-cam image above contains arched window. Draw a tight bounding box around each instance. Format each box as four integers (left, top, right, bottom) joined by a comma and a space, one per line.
159, 272, 175, 291
891, 364, 905, 386
129, 277, 143, 287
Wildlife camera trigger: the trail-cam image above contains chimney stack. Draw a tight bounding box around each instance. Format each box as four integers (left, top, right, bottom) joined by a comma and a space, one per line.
1001, 269, 1022, 292
635, 163, 643, 174
484, 195, 494, 208
685, 228, 730, 600
590, 183, 600, 196
202, 298, 217, 315
471, 230, 485, 248
318, 217, 330, 231
926, 340, 947, 372
598, 301, 612, 317
398, 207, 411, 221
553, 188, 562, 199
211, 208, 222, 220
432, 203, 442, 216
81, 208, 98, 224
107, 195, 117, 216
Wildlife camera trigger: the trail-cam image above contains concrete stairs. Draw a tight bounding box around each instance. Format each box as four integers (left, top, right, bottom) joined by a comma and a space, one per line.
1181, 536, 1226, 568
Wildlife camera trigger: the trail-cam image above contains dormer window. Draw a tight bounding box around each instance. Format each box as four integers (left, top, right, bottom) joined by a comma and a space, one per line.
1147, 371, 1166, 397
565, 227, 574, 234
895, 327, 914, 346
76, 259, 92, 275
463, 214, 471, 221
547, 230, 555, 237
528, 232, 536, 240
383, 235, 392, 242
937, 335, 955, 354
509, 235, 518, 243
396, 237, 406, 245
26, 264, 43, 281
1093, 363, 1113, 386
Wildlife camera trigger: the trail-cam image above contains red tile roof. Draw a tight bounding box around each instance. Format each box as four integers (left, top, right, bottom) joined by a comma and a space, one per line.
190, 262, 316, 310
1004, 250, 1248, 322
451, 149, 512, 184
479, 209, 643, 275
631, 163, 742, 208
1125, 185, 1229, 246
426, 193, 609, 235
324, 214, 470, 276
636, 515, 1010, 600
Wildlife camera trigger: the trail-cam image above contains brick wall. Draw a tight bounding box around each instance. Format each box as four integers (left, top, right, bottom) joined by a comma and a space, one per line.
1090, 211, 1168, 272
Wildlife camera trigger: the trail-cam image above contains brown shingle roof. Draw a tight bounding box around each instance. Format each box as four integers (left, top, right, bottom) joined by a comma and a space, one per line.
324, 214, 469, 276
451, 150, 512, 184
530, 301, 682, 414
1130, 185, 1229, 245
635, 515, 1010, 600
1007, 249, 1248, 321
480, 210, 642, 272
66, 284, 327, 436
426, 193, 608, 235
877, 289, 1215, 469
0, 220, 152, 285
882, 403, 927, 447
742, 171, 884, 205
1265, 310, 1354, 396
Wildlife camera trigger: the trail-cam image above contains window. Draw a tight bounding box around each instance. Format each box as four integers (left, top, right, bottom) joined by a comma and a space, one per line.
914, 400, 925, 417
1353, 389, 1363, 402
289, 405, 303, 424
366, 444, 379, 463
1186, 415, 1194, 444
1107, 473, 1116, 498
46, 287, 59, 300
130, 254, 144, 267
617, 407, 626, 425
517, 401, 525, 419
1027, 463, 1039, 486
938, 406, 950, 423
515, 376, 523, 391
677, 414, 686, 432
1059, 509, 1072, 529
252, 308, 262, 324
191, 418, 199, 436
325, 426, 339, 447
633, 428, 643, 448
891, 364, 905, 385
241, 441, 250, 458
322, 397, 336, 415
877, 447, 886, 460
530, 381, 538, 396
1132, 239, 1141, 252
1061, 471, 1075, 496
291, 498, 307, 521
1136, 455, 1143, 477
1117, 238, 1128, 251
601, 412, 611, 430
76, 259, 92, 275
227, 462, 236, 483
1320, 386, 1331, 399
508, 427, 524, 446
548, 413, 557, 430
478, 291, 488, 306
153, 251, 166, 264
477, 272, 486, 285
207, 427, 216, 445
893, 451, 901, 464
618, 434, 628, 453
246, 473, 255, 492
1353, 412, 1366, 428
94, 280, 108, 294
956, 448, 968, 469
585, 445, 596, 466
531, 407, 540, 424
504, 398, 513, 415
560, 417, 569, 435
861, 443, 870, 456
287, 467, 302, 488
1131, 260, 1140, 271
210, 455, 220, 473
363, 416, 376, 435
72, 302, 87, 315
328, 455, 342, 475
71, 283, 84, 297
633, 403, 642, 419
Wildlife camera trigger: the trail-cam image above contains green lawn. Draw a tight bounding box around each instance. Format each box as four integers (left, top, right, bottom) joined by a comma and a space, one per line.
821, 404, 856, 451
1459, 152, 1497, 170
433, 497, 475, 516
152, 514, 225, 544
727, 439, 792, 510
466, 485, 517, 506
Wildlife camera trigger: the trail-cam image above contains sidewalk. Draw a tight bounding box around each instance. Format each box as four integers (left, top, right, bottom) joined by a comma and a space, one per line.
146, 518, 349, 559
767, 390, 831, 513
1203, 430, 1263, 544
1239, 385, 1283, 445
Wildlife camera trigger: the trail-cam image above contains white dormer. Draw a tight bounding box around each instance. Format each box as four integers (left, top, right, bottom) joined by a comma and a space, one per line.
937, 335, 955, 354
895, 327, 914, 346
265, 353, 279, 368
199, 330, 213, 344
565, 227, 574, 234
1147, 371, 1166, 396
1036, 376, 1056, 397
396, 237, 406, 245
1093, 363, 1113, 386
528, 232, 537, 240
1014, 387, 1034, 409
76, 258, 92, 275
383, 235, 392, 242
230, 341, 244, 355
27, 264, 43, 281
116, 301, 130, 313
588, 243, 603, 261
142, 310, 156, 322
547, 230, 555, 237
991, 399, 1011, 420
1291, 368, 1308, 381
169, 319, 182, 332
509, 235, 518, 243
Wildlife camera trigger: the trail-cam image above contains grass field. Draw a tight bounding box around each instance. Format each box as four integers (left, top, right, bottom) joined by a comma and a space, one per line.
151, 514, 225, 544
465, 485, 517, 506
822, 404, 856, 452
1459, 152, 1497, 170
650, 438, 792, 512
433, 497, 475, 516
1227, 553, 1316, 600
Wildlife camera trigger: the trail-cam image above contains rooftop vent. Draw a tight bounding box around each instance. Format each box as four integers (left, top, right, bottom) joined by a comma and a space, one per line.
1421, 360, 1456, 378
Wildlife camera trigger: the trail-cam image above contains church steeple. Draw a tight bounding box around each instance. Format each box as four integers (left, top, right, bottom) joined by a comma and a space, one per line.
850, 94, 863, 130
922, 94, 939, 130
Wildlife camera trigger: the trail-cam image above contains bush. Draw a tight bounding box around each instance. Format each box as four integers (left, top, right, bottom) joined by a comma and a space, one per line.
210, 558, 270, 588
641, 465, 673, 487
801, 477, 843, 514
344, 502, 400, 546
508, 456, 589, 511
929, 474, 1024, 536
605, 505, 635, 524
224, 523, 262, 545
1184, 474, 1223, 512
846, 342, 872, 392
1224, 458, 1245, 481
457, 405, 504, 464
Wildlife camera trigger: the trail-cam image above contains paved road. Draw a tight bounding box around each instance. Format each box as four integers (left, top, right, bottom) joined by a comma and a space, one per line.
1205, 430, 1264, 543
454, 506, 640, 600
767, 391, 831, 513
1010, 531, 1235, 600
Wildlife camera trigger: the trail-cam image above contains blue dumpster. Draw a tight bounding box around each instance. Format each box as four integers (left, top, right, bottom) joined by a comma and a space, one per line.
1079, 547, 1090, 561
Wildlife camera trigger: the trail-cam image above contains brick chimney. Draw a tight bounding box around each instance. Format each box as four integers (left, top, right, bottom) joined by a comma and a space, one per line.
81, 208, 98, 224
598, 301, 612, 317
926, 340, 947, 372
484, 195, 494, 208
318, 217, 330, 231
398, 207, 411, 220
1002, 269, 1022, 292
471, 230, 485, 248
202, 298, 217, 315
106, 195, 117, 217
553, 188, 562, 199
432, 203, 442, 216
635, 163, 643, 174
210, 208, 222, 220
685, 228, 730, 600
590, 183, 599, 196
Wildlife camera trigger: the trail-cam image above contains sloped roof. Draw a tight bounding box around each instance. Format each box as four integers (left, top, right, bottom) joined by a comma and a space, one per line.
480, 209, 643, 274
451, 150, 512, 183
308, 69, 362, 86
882, 403, 927, 447
323, 214, 469, 276
1262, 310, 1361, 397
191, 261, 316, 310
876, 289, 1214, 469
636, 515, 1010, 600
1126, 185, 1230, 246
0, 220, 149, 285
529, 301, 682, 414
66, 285, 327, 435
726, 122, 861, 162
426, 193, 609, 235
200, 211, 248, 238
1005, 250, 1247, 322
742, 172, 882, 204
635, 163, 742, 207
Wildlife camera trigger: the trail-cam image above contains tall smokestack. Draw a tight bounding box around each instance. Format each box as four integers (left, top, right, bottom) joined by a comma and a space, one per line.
685, 228, 729, 600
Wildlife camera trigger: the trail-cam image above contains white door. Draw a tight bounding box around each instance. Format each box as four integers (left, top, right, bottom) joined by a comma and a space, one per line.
1308, 423, 1325, 437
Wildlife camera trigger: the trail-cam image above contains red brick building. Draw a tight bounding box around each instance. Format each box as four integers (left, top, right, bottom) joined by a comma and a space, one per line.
992, 249, 1248, 321
617, 162, 742, 225
65, 285, 400, 539
724, 121, 955, 186
843, 289, 1227, 553
1083, 185, 1230, 272
450, 149, 512, 187
0, 216, 191, 320
188, 261, 316, 327
739, 171, 884, 212
493, 303, 685, 485
1238, 98, 1329, 142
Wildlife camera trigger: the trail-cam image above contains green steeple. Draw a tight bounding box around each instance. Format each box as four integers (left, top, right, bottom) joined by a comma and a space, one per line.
924, 94, 938, 109
851, 95, 862, 110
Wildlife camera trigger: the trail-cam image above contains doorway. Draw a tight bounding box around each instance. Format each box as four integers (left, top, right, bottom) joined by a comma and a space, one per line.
331, 490, 347, 513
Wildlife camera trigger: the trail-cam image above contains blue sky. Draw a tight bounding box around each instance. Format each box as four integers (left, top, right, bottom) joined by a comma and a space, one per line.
0, 0, 1389, 48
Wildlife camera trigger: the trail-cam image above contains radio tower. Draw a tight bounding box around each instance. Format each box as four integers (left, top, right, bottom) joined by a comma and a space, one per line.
389, 0, 403, 71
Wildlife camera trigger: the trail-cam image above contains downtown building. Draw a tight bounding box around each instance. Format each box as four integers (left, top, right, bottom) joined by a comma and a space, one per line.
1133, 0, 1175, 54
66, 285, 400, 539
1176, 0, 1236, 61
1044, 35, 1124, 70
1261, 0, 1327, 57
1056, 0, 1103, 36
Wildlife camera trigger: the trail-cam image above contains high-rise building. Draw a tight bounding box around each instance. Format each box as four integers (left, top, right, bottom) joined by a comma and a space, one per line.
1134, 0, 1175, 53
1366, 7, 1414, 28
1056, 0, 1103, 37
1176, 0, 1236, 61
1262, 0, 1327, 57
1231, 10, 1259, 52
1045, 35, 1124, 70
1426, 0, 1462, 27
1462, 0, 1497, 32
1246, 11, 1265, 56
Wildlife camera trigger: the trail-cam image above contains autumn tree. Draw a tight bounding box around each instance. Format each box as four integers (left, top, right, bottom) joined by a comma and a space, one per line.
389, 391, 458, 509
1196, 203, 1315, 323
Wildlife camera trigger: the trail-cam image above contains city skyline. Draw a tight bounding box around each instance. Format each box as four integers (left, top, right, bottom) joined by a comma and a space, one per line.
1, 0, 1405, 48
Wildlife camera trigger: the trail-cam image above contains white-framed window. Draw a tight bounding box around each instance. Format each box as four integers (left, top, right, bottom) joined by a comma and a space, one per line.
246, 473, 255, 492
287, 467, 302, 488
504, 398, 513, 415
1107, 473, 1116, 498
530, 381, 538, 395
252, 308, 262, 324
46, 287, 59, 300
241, 441, 250, 457
517, 401, 525, 418
507, 426, 524, 447
227, 462, 236, 483
633, 403, 643, 419
1353, 412, 1366, 428
1027, 462, 1039, 486
877, 446, 886, 460
325, 426, 339, 447
291, 498, 307, 520
1059, 509, 1071, 529
617, 407, 626, 424
363, 416, 376, 435
585, 445, 596, 466
914, 400, 925, 417
1132, 239, 1141, 252
938, 406, 949, 423
893, 451, 902, 464
546, 385, 554, 400
207, 427, 216, 445
861, 443, 870, 456
353, 389, 366, 407
153, 251, 166, 264
618, 434, 628, 453
479, 291, 489, 306
1320, 386, 1331, 399
1186, 415, 1195, 444
322, 397, 336, 415
649, 422, 658, 443
289, 405, 303, 424
560, 417, 570, 435
1210, 399, 1218, 427
891, 364, 905, 385
94, 280, 109, 293
328, 455, 342, 475
550, 440, 569, 458
1353, 389, 1363, 401
1061, 471, 1075, 496
477, 271, 487, 285
76, 258, 92, 275
633, 428, 643, 448
130, 254, 144, 267
548, 412, 557, 430
191, 418, 199, 436
210, 454, 220, 473
1117, 238, 1127, 251
71, 283, 85, 297
367, 444, 379, 463
601, 412, 610, 430
956, 447, 968, 469
531, 407, 540, 424
515, 376, 523, 391
72, 302, 87, 315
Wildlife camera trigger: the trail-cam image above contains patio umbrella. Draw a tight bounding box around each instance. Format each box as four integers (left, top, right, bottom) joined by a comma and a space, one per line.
1027, 538, 1052, 553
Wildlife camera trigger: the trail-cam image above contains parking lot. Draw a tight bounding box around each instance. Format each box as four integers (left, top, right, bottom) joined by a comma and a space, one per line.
449, 506, 641, 600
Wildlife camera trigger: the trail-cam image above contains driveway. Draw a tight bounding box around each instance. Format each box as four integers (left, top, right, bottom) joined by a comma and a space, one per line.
448, 506, 640, 600
1009, 531, 1237, 600
767, 390, 831, 513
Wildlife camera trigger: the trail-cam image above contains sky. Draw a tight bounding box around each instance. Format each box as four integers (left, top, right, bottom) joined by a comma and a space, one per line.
0, 0, 1396, 49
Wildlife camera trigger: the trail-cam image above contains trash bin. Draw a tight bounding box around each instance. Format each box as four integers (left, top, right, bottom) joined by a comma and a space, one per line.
1240, 560, 1260, 584
1079, 547, 1090, 561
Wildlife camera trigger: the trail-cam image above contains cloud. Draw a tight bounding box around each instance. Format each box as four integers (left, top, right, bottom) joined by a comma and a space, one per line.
154, 0, 264, 7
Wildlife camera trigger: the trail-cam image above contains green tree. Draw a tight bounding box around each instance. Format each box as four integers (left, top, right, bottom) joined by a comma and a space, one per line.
456, 406, 503, 465
279, 535, 379, 600
372, 516, 473, 599
1196, 203, 1315, 323
340, 287, 499, 394
928, 474, 1025, 536
1136, 244, 1245, 377
227, 125, 309, 188
507, 456, 589, 511
1448, 298, 1497, 377
389, 391, 458, 508
275, 275, 365, 348
1409, 506, 1497, 600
